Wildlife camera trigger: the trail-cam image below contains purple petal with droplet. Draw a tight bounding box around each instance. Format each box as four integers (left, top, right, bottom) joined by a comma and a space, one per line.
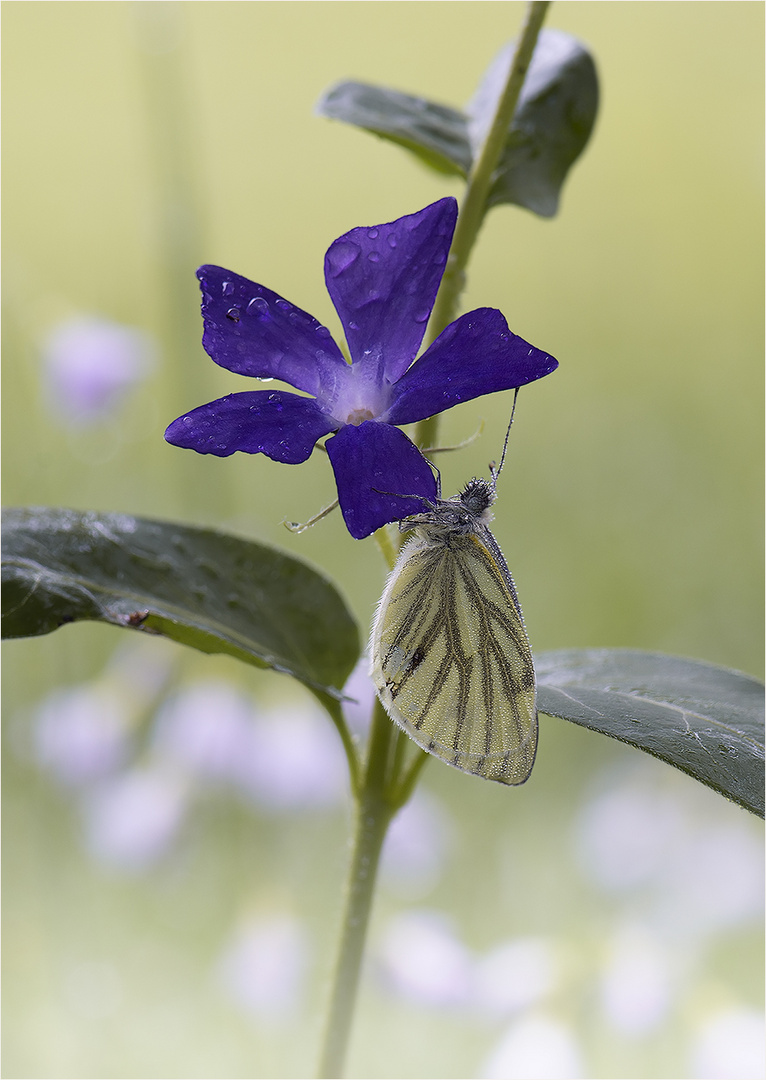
323, 198, 458, 383
197, 265, 347, 395
384, 309, 558, 426
164, 390, 336, 464
325, 422, 438, 539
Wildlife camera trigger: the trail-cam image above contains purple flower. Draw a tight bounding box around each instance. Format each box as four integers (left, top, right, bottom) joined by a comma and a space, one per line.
165, 198, 557, 538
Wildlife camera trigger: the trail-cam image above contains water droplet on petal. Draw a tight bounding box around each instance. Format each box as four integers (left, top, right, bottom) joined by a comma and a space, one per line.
326, 240, 360, 277
315, 325, 331, 339
367, 227, 379, 239
348, 320, 360, 331
387, 234, 397, 249
222, 281, 235, 297
247, 297, 269, 317
367, 251, 380, 263
226, 307, 241, 322
414, 309, 430, 324
275, 299, 292, 313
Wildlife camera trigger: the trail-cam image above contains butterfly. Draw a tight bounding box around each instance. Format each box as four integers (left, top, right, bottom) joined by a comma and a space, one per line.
369, 408, 537, 786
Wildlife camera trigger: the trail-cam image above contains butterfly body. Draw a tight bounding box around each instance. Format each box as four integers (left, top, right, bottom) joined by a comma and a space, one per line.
370, 477, 537, 785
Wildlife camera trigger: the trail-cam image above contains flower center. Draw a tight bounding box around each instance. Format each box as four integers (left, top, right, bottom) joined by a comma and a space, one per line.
345, 408, 376, 426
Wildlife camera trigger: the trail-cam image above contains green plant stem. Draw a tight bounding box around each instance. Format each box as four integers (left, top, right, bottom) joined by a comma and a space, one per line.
392, 745, 430, 808
414, 0, 551, 455
317, 700, 399, 1078
318, 9, 553, 1073
321, 694, 362, 798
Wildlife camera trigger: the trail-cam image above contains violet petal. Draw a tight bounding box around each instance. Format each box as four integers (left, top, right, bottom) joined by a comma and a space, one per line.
323, 198, 457, 383
384, 308, 558, 426
197, 265, 347, 396
165, 390, 336, 464
325, 422, 438, 539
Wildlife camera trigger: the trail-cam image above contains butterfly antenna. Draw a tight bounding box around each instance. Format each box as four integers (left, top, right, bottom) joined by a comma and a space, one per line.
490, 387, 520, 487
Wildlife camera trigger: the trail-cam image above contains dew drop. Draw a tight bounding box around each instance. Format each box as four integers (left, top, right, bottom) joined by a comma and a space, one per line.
367, 227, 379, 239
315, 325, 331, 338
275, 299, 292, 312
387, 234, 397, 249
226, 307, 240, 322
367, 251, 380, 263
326, 240, 360, 276
222, 281, 235, 297
247, 296, 269, 316
414, 309, 430, 323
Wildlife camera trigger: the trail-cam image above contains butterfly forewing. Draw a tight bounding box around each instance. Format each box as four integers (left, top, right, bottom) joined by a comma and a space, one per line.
371, 509, 537, 786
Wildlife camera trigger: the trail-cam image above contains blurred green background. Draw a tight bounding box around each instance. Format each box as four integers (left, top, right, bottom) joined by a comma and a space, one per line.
3, 3, 763, 1078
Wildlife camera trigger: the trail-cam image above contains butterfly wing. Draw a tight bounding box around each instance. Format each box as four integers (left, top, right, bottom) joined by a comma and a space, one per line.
371, 527, 537, 785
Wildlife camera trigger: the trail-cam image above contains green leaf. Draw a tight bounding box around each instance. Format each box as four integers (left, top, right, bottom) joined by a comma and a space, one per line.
316, 30, 598, 217
536, 649, 765, 817
2, 507, 361, 701
472, 29, 599, 215
316, 81, 471, 177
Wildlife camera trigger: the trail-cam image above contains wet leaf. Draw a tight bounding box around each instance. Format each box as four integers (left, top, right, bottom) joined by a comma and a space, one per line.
537, 648, 764, 816
470, 29, 598, 215
317, 81, 470, 177
2, 507, 361, 701
317, 30, 598, 217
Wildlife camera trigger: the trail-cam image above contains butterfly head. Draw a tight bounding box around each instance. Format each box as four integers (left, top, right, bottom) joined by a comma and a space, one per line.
456, 477, 496, 526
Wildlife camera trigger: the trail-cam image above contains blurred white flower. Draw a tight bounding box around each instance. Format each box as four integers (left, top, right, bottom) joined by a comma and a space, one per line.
152, 679, 257, 784
657, 821, 764, 939
474, 937, 560, 1018
216, 914, 309, 1022
574, 768, 686, 891
480, 1013, 584, 1080
153, 683, 348, 811
574, 762, 764, 941
600, 922, 674, 1036
381, 790, 453, 899
41, 315, 154, 424
34, 683, 131, 785
83, 766, 188, 869
689, 1007, 765, 1080
378, 910, 473, 1007
237, 702, 348, 810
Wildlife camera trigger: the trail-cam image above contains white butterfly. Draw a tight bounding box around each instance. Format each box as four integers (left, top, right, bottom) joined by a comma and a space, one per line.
370, 465, 537, 786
